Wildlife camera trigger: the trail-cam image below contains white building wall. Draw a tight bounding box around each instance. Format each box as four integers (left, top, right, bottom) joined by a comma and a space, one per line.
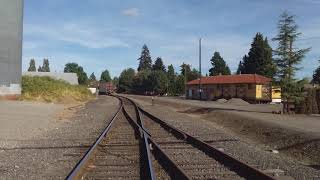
0, 0, 24, 96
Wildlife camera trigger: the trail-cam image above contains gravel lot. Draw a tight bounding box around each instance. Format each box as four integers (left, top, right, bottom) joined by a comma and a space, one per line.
127, 95, 282, 113
127, 95, 320, 167
0, 96, 119, 179
127, 95, 320, 180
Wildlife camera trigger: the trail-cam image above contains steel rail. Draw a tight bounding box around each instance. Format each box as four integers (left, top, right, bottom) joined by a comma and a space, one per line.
121, 101, 156, 180
119, 95, 190, 179
138, 106, 276, 180
66, 98, 123, 180
147, 137, 190, 179
123, 96, 275, 180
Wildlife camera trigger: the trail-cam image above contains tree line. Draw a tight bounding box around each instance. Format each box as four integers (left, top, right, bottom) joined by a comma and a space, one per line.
27, 11, 320, 103
206, 12, 320, 104
27, 59, 112, 86
28, 58, 50, 72
118, 45, 199, 95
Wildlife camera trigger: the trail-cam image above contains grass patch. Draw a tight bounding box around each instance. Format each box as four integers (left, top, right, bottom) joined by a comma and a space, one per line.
21, 76, 94, 103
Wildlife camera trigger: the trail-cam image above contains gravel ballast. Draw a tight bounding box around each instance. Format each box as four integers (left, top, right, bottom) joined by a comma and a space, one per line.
0, 96, 119, 179
127, 95, 320, 179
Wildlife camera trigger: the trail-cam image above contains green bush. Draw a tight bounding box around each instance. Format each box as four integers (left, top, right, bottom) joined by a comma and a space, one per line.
21, 76, 93, 103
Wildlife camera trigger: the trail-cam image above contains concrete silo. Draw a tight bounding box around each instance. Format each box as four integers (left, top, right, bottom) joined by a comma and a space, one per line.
0, 0, 24, 99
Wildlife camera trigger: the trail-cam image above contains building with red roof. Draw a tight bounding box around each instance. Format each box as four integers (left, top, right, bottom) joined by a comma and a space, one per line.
186, 74, 274, 102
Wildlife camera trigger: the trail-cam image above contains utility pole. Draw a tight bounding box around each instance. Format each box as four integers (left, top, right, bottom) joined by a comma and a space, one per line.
199, 38, 202, 100
184, 62, 187, 99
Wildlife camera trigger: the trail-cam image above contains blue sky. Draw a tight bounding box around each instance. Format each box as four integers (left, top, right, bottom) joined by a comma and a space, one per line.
23, 0, 320, 79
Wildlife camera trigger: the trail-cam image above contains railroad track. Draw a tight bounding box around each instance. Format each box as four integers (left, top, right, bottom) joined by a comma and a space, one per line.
66, 95, 277, 180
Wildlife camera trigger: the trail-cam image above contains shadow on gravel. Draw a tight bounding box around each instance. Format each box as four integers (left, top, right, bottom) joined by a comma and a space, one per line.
0, 145, 91, 151
180, 107, 320, 168
308, 165, 320, 170
179, 107, 275, 115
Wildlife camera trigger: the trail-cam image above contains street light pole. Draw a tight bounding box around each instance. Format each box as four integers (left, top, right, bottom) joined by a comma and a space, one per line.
199, 38, 202, 100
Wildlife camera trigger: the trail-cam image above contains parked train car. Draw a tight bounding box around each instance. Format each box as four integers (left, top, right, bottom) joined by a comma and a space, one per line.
98, 82, 116, 95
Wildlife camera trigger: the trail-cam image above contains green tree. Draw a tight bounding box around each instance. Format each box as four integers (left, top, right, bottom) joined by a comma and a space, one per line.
41, 59, 50, 72
236, 60, 244, 74
89, 72, 96, 81
242, 33, 276, 78
137, 44, 152, 71
180, 63, 191, 77
38, 66, 43, 72
313, 60, 320, 84
153, 57, 166, 72
118, 68, 135, 92
132, 70, 151, 94
209, 51, 231, 76
100, 69, 111, 82
167, 64, 176, 95
113, 77, 119, 88
190, 68, 200, 81
64, 63, 88, 84
148, 70, 168, 95
28, 59, 36, 72
272, 11, 311, 99
175, 75, 185, 95
180, 63, 199, 81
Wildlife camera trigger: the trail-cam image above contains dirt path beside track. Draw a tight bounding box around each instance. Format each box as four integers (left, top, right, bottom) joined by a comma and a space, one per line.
0, 96, 119, 179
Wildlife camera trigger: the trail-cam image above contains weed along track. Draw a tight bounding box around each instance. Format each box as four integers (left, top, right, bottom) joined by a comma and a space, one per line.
67, 95, 276, 180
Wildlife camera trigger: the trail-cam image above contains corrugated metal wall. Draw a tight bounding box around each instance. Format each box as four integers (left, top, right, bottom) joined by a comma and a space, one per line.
0, 0, 24, 95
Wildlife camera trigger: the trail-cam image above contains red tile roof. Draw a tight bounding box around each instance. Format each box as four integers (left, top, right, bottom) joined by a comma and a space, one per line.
187, 74, 271, 85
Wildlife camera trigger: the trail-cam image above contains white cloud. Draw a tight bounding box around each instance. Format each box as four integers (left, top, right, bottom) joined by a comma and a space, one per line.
122, 8, 140, 17
24, 23, 129, 49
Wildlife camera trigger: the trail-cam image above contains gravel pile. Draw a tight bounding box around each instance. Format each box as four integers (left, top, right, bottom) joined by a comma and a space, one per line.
226, 98, 250, 105
130, 96, 320, 180
216, 98, 228, 103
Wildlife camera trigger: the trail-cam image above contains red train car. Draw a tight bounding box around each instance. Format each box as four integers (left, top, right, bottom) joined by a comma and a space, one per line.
98, 82, 116, 95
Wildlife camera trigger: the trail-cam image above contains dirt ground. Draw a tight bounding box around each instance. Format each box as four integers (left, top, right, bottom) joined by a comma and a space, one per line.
126, 95, 320, 170
0, 96, 119, 179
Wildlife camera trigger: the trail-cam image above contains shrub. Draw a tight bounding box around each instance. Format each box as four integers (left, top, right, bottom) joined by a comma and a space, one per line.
21, 76, 93, 103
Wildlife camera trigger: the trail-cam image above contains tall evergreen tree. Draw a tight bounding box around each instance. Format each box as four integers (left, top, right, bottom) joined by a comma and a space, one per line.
41, 59, 50, 72
38, 66, 43, 72
242, 33, 276, 78
180, 63, 191, 77
167, 64, 176, 95
153, 57, 166, 72
28, 59, 36, 72
272, 11, 311, 99
313, 60, 320, 84
137, 44, 152, 71
209, 52, 231, 76
89, 72, 96, 81
100, 69, 111, 82
236, 60, 244, 74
